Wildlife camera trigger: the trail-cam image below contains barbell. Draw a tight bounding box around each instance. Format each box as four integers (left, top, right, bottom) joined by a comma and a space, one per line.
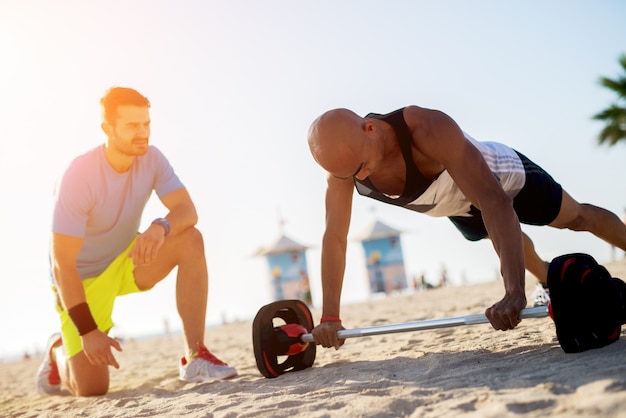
252, 299, 549, 378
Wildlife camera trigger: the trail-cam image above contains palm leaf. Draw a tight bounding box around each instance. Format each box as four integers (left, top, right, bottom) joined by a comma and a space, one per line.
594, 54, 626, 146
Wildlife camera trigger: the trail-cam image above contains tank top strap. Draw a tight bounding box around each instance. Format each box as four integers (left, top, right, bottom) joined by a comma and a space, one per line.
359, 108, 431, 204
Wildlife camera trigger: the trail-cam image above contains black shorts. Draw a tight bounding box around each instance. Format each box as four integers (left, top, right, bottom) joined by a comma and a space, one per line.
448, 151, 563, 241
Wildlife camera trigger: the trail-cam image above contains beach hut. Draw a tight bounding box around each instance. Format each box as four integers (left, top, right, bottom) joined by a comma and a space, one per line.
256, 234, 312, 305
358, 220, 408, 294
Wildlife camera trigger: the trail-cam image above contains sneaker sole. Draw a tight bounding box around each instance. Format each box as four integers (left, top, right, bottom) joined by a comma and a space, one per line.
179, 370, 238, 383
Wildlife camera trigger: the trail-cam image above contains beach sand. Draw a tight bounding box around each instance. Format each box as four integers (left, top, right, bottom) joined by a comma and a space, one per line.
3, 259, 626, 418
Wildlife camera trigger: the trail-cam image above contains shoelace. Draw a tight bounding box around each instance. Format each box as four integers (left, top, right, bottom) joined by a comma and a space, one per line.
194, 343, 229, 366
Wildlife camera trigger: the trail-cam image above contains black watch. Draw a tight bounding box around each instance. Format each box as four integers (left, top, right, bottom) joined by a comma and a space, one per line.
151, 218, 171, 237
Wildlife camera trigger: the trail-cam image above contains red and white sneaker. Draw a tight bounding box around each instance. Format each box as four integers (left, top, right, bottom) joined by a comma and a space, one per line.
179, 342, 237, 383
35, 333, 63, 394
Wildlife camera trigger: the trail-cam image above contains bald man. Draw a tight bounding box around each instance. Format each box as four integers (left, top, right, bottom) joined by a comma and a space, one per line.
307, 106, 626, 349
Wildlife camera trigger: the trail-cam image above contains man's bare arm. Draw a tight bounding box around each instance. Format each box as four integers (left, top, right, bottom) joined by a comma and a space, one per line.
405, 106, 526, 330
131, 187, 198, 266
312, 173, 353, 348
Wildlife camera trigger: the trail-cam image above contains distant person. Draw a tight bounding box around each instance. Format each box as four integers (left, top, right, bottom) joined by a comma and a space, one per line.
307, 106, 626, 349
36, 87, 237, 397
438, 268, 449, 288
419, 274, 433, 290
299, 270, 313, 306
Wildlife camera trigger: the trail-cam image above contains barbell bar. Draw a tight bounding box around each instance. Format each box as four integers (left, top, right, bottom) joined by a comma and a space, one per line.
300, 305, 549, 343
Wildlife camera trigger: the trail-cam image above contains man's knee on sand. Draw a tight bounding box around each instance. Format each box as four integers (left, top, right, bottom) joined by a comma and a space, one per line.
67, 353, 111, 397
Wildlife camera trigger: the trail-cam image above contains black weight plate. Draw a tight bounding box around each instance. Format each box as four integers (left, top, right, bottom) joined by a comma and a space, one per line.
252, 300, 316, 378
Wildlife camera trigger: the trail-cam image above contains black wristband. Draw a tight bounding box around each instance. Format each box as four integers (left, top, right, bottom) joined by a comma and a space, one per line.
68, 302, 98, 336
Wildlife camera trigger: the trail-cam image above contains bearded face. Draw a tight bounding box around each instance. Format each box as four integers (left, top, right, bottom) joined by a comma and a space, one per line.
106, 105, 151, 157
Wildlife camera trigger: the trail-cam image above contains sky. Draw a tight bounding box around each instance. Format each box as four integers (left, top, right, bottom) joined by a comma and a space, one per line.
1, 0, 625, 360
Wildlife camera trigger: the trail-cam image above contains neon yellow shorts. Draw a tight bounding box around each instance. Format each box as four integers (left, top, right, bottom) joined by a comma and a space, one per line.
54, 238, 145, 358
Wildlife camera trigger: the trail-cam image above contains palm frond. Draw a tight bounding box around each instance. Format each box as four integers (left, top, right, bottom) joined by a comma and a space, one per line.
594, 54, 626, 146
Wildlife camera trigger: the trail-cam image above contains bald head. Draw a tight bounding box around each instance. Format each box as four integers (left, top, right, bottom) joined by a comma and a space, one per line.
307, 108, 365, 171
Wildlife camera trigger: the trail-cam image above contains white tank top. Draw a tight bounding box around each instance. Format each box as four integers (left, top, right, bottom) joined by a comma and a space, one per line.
403, 133, 526, 217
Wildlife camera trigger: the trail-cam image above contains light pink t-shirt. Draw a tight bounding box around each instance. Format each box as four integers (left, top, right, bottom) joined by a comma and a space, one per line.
52, 145, 183, 279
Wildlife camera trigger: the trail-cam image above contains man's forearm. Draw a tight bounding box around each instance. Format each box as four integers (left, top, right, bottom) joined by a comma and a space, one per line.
483, 205, 526, 295
162, 202, 198, 236
53, 266, 89, 312
320, 239, 347, 317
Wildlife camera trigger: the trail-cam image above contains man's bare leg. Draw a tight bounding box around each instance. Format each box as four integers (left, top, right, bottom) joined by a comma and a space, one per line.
522, 232, 549, 284
61, 350, 110, 396
56, 227, 217, 395
551, 191, 626, 251
134, 226, 208, 358
174, 228, 208, 358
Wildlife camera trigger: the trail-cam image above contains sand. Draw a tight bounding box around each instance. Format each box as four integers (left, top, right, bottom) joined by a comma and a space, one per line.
3, 259, 626, 418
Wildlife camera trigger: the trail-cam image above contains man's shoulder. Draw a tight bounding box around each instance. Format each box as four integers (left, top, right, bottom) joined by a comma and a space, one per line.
61, 145, 103, 175
146, 144, 164, 157
140, 145, 170, 166
402, 106, 448, 140
401, 105, 430, 122
69, 144, 102, 163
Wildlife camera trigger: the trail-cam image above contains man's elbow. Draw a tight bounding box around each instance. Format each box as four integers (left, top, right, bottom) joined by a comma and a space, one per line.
322, 230, 348, 251
188, 205, 199, 226
477, 191, 515, 216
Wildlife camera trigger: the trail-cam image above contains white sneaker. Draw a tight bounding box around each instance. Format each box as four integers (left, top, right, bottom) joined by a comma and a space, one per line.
35, 333, 63, 394
179, 343, 237, 383
532, 282, 551, 307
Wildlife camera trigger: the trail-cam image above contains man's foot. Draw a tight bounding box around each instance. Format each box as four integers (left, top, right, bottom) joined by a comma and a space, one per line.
36, 333, 63, 394
179, 342, 237, 383
532, 282, 551, 307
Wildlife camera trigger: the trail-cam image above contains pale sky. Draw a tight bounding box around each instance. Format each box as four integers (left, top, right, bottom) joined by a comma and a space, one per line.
1, 0, 625, 359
